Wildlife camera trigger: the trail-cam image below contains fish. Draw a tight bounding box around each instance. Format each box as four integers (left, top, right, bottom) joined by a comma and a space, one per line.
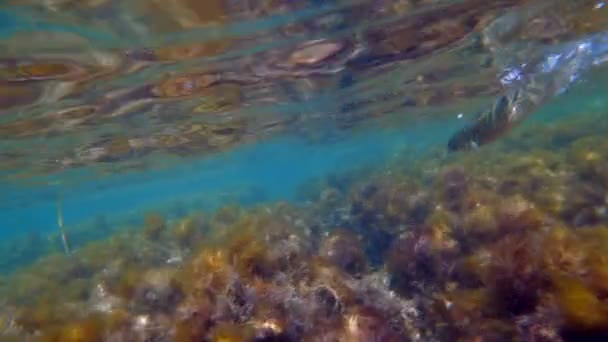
448, 30, 608, 152
448, 93, 512, 152
447, 0, 608, 152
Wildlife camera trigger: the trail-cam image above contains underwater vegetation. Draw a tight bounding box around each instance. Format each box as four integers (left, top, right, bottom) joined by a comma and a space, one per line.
2, 111, 608, 341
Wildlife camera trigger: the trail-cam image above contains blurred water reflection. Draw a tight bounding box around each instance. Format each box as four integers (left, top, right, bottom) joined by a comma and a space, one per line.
0, 0, 606, 183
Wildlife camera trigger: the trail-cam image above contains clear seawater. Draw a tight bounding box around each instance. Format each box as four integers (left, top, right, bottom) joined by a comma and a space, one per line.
1, 0, 608, 341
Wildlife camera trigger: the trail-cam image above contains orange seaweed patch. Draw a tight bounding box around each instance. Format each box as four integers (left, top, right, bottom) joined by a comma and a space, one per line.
155, 41, 231, 61
152, 74, 218, 98
210, 322, 254, 342
19, 63, 71, 78
0, 117, 52, 138
192, 84, 242, 113
47, 317, 104, 342
144, 0, 226, 30
0, 62, 87, 82
553, 274, 608, 332
178, 0, 225, 24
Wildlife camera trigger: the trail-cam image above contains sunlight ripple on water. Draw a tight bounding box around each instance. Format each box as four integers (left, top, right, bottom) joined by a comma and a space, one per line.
0, 0, 603, 184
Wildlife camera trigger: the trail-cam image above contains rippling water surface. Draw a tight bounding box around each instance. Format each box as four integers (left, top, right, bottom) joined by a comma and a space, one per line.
0, 0, 600, 179
0, 5, 599, 181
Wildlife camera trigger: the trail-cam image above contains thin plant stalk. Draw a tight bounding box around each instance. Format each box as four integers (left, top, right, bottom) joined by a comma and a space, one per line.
57, 195, 72, 255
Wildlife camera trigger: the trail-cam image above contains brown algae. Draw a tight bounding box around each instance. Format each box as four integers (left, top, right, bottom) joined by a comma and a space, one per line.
2, 113, 608, 341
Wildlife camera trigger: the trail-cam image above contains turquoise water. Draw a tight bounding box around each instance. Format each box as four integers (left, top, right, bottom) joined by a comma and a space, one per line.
1, 120, 448, 236
2, 61, 605, 240
2, 1, 608, 341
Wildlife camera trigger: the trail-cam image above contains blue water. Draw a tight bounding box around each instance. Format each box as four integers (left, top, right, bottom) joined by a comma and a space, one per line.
1, 57, 607, 238
0, 118, 451, 237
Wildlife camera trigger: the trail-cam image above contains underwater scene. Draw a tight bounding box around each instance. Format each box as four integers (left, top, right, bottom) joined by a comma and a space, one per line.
2, 0, 608, 341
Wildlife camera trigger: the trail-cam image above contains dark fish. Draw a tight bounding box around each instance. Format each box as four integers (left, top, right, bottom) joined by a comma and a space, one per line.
447, 93, 512, 151
448, 29, 608, 152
